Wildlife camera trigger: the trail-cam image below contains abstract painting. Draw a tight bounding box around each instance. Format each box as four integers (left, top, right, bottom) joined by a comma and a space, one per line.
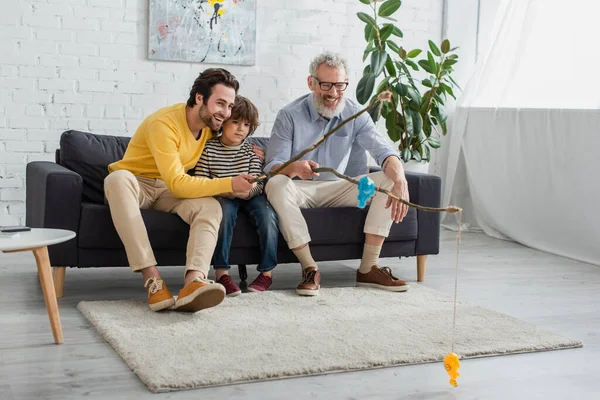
148, 0, 256, 65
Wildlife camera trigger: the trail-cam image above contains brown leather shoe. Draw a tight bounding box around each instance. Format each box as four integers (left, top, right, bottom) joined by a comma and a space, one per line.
296, 266, 320, 296
356, 265, 409, 292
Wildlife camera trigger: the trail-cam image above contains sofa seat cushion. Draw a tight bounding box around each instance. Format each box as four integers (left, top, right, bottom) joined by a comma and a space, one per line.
78, 202, 417, 250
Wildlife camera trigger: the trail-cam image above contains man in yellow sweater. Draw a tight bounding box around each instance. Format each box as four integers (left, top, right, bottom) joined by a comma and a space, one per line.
105, 68, 256, 312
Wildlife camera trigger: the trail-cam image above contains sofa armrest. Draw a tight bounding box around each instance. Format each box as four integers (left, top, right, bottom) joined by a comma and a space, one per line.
26, 161, 82, 266
405, 171, 441, 255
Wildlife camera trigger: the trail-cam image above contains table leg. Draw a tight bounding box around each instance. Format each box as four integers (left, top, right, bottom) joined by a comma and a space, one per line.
32, 246, 63, 344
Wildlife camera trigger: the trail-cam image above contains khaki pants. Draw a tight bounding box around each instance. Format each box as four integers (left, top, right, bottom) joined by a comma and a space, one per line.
104, 170, 222, 277
265, 171, 394, 249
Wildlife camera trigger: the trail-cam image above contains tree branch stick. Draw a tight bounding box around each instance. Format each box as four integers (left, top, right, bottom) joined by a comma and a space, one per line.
312, 167, 461, 214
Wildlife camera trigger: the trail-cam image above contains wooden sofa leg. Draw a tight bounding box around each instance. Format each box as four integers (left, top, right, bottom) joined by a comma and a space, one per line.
416, 255, 427, 282
52, 267, 66, 299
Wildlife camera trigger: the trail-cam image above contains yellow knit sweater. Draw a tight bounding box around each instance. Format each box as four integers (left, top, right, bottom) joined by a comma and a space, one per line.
108, 103, 233, 198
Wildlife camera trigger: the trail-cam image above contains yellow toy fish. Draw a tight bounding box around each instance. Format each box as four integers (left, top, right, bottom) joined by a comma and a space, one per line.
443, 352, 461, 387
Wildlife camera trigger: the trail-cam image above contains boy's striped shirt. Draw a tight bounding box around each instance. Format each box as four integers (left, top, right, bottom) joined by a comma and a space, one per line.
195, 137, 264, 198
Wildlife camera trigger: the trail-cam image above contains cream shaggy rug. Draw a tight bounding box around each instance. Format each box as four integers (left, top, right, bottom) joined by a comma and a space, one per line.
77, 285, 582, 393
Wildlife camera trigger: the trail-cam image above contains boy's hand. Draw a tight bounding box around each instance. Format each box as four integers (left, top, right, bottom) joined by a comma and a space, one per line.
232, 190, 251, 199
232, 174, 256, 193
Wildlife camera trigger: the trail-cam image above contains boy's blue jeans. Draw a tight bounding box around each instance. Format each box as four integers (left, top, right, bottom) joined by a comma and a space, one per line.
213, 195, 279, 273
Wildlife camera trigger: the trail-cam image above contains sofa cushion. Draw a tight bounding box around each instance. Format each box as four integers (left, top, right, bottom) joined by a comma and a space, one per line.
78, 202, 417, 250
59, 130, 130, 204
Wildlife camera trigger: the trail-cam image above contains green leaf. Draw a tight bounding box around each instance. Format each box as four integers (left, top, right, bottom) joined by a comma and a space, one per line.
395, 82, 408, 96
356, 73, 376, 105
363, 65, 372, 75
428, 40, 441, 56
368, 104, 380, 122
385, 55, 396, 77
447, 54, 459, 60
359, 0, 371, 4
405, 59, 419, 71
406, 49, 422, 58
357, 12, 377, 29
427, 51, 436, 72
424, 146, 431, 161
409, 109, 423, 136
406, 86, 420, 105
418, 59, 433, 73
441, 121, 447, 135
364, 24, 373, 42
440, 83, 455, 99
412, 149, 422, 162
448, 75, 462, 91
378, 0, 402, 17
401, 147, 412, 162
443, 59, 458, 69
376, 76, 391, 93
370, 50, 387, 77
387, 40, 400, 54
385, 114, 401, 142
362, 44, 376, 62
381, 15, 398, 22
428, 136, 441, 148
379, 24, 394, 41
391, 25, 403, 38
441, 39, 450, 54
421, 78, 433, 88
437, 106, 448, 124
398, 47, 407, 60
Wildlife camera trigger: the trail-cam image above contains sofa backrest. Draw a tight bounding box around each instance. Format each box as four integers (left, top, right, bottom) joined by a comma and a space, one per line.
58, 130, 270, 204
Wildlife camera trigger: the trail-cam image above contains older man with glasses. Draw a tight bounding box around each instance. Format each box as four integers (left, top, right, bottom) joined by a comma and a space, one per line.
264, 51, 412, 296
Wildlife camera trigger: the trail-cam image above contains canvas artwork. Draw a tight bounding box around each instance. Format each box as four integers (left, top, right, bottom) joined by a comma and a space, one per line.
148, 0, 256, 65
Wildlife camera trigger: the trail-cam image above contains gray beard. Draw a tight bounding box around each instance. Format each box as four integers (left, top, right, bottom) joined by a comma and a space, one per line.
312, 94, 346, 119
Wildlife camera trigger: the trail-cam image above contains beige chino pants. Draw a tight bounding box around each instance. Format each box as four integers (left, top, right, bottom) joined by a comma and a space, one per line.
265, 171, 394, 249
104, 170, 222, 277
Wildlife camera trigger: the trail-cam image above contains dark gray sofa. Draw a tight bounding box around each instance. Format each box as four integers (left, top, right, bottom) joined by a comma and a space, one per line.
26, 130, 441, 297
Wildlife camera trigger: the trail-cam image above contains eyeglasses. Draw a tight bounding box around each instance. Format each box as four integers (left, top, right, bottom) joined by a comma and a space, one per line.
311, 76, 348, 91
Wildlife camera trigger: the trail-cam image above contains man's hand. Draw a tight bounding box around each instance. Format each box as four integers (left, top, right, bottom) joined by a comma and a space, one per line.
292, 160, 320, 179
252, 144, 265, 162
232, 174, 256, 193
385, 180, 409, 223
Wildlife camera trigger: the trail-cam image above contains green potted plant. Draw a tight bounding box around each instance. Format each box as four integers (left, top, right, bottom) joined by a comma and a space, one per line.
355, 0, 460, 172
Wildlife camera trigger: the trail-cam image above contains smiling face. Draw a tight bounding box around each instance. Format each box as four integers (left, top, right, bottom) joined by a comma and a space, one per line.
220, 118, 251, 146
308, 64, 348, 119
197, 83, 236, 132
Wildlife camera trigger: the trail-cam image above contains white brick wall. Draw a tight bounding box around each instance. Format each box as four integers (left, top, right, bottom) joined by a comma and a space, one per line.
0, 0, 443, 225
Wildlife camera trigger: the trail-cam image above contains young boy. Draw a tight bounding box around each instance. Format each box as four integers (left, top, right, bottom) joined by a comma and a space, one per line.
195, 95, 279, 296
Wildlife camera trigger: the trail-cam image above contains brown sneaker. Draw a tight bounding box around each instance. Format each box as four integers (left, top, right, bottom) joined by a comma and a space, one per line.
144, 277, 175, 311
356, 266, 409, 292
296, 266, 320, 296
174, 277, 226, 312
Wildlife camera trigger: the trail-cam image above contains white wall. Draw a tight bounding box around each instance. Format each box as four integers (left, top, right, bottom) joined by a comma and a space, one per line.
0, 0, 443, 225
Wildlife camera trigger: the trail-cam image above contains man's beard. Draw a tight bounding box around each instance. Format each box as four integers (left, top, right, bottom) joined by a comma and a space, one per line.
199, 104, 224, 131
312, 93, 346, 119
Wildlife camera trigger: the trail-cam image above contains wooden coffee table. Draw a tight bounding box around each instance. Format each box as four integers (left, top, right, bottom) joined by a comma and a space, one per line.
0, 228, 76, 344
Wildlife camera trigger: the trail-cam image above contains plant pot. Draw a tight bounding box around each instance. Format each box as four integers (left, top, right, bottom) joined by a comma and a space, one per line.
403, 160, 430, 174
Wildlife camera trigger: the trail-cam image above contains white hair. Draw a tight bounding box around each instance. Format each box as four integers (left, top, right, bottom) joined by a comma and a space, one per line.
308, 52, 349, 76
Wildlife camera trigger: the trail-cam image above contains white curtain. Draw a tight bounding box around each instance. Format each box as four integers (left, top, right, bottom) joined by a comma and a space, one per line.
442, 0, 600, 265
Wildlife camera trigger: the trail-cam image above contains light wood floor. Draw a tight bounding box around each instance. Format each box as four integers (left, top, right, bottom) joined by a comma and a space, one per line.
1, 230, 599, 400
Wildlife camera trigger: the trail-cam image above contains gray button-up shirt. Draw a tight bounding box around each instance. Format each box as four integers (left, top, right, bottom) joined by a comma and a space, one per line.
264, 93, 399, 181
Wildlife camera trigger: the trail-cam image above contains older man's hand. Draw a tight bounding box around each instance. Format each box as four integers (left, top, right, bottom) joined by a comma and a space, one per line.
252, 144, 265, 162
293, 160, 320, 180
385, 179, 409, 223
